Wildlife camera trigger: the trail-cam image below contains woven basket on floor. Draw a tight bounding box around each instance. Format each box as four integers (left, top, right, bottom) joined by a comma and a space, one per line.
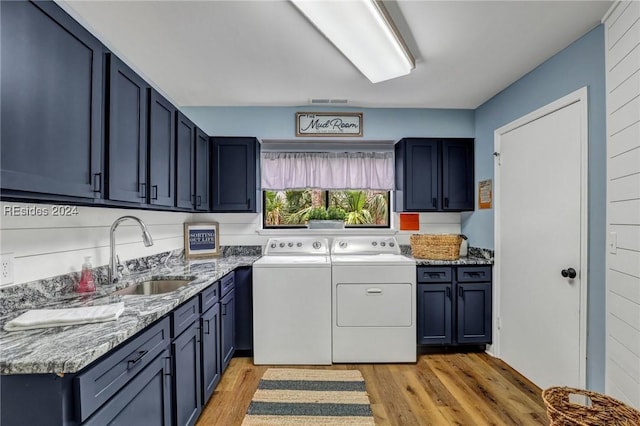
410, 234, 462, 260
542, 386, 640, 426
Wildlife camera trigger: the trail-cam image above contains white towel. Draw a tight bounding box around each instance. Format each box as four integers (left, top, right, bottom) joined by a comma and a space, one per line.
4, 302, 125, 332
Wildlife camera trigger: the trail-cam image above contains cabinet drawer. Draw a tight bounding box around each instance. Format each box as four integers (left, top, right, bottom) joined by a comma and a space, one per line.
200, 281, 220, 312
82, 348, 172, 426
75, 317, 170, 422
417, 267, 452, 283
457, 266, 492, 282
172, 296, 200, 337
220, 272, 235, 296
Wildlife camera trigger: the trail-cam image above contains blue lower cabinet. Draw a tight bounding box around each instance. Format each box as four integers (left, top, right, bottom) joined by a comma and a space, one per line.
83, 348, 172, 426
234, 266, 253, 355
76, 318, 171, 421
172, 318, 202, 426
418, 283, 452, 345
417, 266, 492, 346
201, 303, 221, 404
220, 288, 236, 373
456, 282, 492, 344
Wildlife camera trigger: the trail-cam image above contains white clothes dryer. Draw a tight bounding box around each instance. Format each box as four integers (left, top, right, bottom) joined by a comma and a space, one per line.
331, 236, 416, 363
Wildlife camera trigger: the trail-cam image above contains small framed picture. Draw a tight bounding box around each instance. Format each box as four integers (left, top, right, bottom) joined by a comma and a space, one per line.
184, 222, 219, 259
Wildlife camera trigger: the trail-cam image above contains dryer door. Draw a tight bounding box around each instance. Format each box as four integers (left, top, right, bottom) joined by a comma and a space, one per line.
336, 283, 412, 327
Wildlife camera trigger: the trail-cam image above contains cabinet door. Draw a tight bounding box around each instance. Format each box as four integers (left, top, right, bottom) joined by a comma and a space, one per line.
173, 321, 202, 426
211, 137, 257, 212
404, 139, 439, 211
442, 139, 474, 211
220, 288, 236, 372
83, 349, 172, 426
417, 283, 452, 345
234, 266, 253, 353
194, 128, 210, 211
456, 282, 492, 344
200, 303, 221, 405
176, 112, 196, 210
107, 54, 148, 204
1, 0, 104, 199
149, 89, 176, 207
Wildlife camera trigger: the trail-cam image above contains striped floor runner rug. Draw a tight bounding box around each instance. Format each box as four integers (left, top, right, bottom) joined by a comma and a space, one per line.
242, 368, 375, 425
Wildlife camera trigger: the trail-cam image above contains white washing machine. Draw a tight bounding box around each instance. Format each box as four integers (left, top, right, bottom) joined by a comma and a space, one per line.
331, 236, 416, 363
252, 237, 332, 365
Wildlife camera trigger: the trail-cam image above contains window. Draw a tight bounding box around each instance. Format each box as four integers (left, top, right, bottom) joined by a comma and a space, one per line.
263, 189, 390, 228
260, 150, 394, 229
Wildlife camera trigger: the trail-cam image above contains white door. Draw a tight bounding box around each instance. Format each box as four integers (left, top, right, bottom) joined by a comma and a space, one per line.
496, 92, 587, 390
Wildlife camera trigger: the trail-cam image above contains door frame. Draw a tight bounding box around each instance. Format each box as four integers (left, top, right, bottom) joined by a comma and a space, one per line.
492, 86, 589, 388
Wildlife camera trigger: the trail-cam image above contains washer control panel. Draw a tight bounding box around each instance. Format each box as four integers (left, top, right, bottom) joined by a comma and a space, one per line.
332, 237, 400, 255
264, 237, 329, 255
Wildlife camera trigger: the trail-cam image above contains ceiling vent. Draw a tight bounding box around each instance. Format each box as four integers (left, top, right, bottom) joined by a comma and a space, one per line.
310, 98, 348, 105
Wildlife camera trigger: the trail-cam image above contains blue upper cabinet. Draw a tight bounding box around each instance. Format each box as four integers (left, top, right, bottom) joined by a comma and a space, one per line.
109, 58, 181, 209
106, 54, 149, 205
175, 114, 210, 211
194, 129, 210, 211
442, 139, 475, 211
396, 139, 440, 211
395, 138, 474, 212
211, 137, 259, 212
149, 90, 177, 207
0, 0, 105, 201
176, 112, 197, 210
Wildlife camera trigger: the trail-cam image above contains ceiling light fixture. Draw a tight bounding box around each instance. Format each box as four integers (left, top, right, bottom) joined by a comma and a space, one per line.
291, 0, 415, 84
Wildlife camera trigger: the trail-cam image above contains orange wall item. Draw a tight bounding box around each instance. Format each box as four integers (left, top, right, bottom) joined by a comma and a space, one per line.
399, 213, 420, 231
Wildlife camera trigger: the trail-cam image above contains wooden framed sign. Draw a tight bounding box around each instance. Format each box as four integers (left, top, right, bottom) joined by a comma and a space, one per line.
296, 112, 363, 137
184, 222, 219, 259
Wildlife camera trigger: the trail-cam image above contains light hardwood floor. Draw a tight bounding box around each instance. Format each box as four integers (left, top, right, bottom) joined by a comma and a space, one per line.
196, 353, 549, 425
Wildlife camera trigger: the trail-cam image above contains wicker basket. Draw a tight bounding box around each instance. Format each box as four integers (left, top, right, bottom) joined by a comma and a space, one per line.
410, 234, 462, 260
542, 386, 640, 426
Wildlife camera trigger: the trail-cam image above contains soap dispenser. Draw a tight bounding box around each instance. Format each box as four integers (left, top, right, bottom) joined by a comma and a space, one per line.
77, 256, 96, 293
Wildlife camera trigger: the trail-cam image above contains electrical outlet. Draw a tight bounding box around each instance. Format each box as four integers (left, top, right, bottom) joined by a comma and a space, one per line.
1, 253, 15, 286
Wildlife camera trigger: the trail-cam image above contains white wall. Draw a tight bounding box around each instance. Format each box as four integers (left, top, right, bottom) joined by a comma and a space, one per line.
604, 0, 640, 408
0, 202, 257, 285
0, 201, 461, 286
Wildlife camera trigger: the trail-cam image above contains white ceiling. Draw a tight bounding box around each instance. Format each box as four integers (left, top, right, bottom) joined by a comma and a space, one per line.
60, 0, 611, 109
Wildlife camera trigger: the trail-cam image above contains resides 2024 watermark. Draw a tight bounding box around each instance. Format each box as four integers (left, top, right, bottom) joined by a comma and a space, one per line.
3, 205, 79, 217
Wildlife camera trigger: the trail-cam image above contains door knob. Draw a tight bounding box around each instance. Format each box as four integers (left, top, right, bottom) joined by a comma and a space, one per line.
561, 268, 577, 279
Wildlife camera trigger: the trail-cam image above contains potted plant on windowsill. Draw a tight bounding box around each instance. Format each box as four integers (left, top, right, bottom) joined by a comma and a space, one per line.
307, 207, 346, 229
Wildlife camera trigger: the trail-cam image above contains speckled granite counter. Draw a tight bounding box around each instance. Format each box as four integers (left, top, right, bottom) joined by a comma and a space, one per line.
410, 256, 493, 266
401, 246, 494, 266
0, 254, 259, 375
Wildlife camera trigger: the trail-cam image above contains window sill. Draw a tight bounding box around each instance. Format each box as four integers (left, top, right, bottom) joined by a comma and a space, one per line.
257, 228, 398, 236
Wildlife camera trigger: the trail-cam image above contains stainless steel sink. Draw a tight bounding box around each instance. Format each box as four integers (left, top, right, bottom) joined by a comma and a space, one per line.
113, 279, 194, 296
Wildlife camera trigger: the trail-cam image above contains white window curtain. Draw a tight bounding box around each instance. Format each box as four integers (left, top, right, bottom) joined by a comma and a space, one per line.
261, 152, 394, 190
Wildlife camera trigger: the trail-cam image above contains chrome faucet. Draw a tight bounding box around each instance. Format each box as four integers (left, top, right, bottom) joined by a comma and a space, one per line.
109, 215, 154, 284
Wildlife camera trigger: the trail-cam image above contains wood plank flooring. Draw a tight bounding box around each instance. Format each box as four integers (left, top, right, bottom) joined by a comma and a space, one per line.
196, 353, 548, 425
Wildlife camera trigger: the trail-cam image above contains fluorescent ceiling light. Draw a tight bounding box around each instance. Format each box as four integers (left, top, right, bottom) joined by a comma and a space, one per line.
291, 0, 415, 83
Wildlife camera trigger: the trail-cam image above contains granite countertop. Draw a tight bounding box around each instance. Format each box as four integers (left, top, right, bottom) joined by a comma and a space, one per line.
400, 246, 494, 266
409, 255, 494, 266
0, 255, 259, 375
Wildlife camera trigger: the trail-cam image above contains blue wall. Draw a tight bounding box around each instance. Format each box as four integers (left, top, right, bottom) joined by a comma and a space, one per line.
470, 25, 606, 391
181, 105, 475, 140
